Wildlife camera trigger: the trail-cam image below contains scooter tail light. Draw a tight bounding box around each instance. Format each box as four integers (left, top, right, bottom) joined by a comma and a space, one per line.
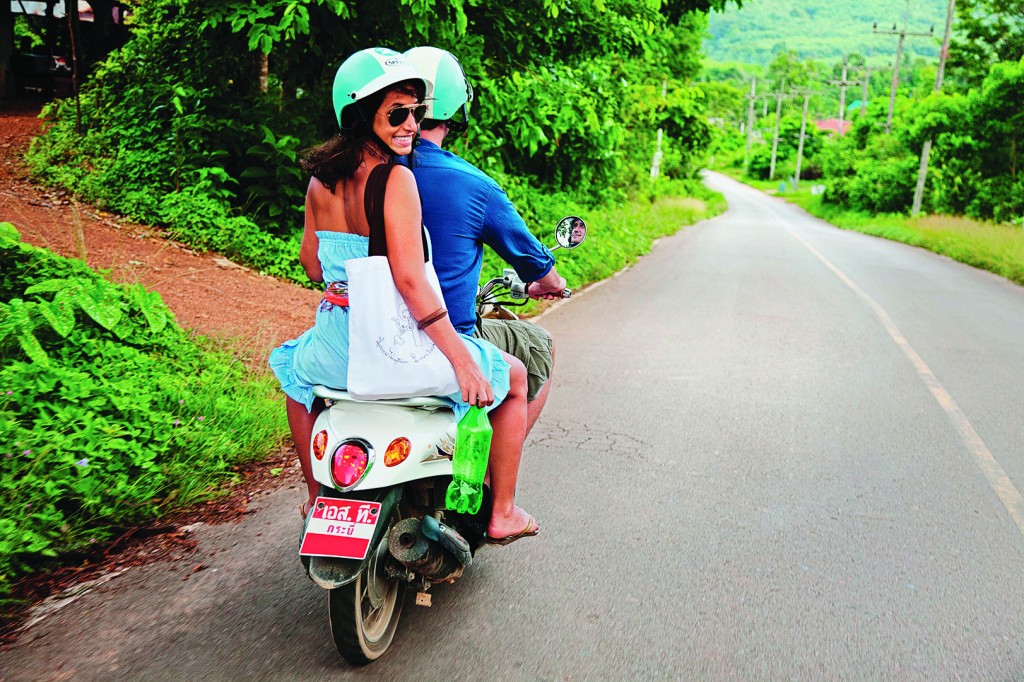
384, 437, 411, 467
312, 430, 329, 461
331, 440, 371, 490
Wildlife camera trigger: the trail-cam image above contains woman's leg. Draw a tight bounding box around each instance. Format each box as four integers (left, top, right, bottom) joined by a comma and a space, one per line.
486, 353, 538, 540
287, 396, 323, 514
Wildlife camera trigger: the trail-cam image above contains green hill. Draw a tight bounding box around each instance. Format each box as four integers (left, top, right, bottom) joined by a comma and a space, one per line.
705, 0, 950, 65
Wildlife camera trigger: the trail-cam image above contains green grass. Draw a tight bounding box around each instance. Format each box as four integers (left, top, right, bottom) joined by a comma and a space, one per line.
720, 173, 1024, 287
797, 199, 1024, 285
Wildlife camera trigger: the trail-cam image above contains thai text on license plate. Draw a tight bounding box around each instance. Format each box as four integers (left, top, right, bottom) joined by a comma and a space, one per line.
299, 497, 381, 560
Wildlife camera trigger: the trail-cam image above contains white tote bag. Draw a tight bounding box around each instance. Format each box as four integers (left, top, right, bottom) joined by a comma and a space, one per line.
345, 255, 460, 400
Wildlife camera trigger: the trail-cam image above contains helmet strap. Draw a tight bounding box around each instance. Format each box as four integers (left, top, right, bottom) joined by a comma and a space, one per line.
445, 104, 470, 137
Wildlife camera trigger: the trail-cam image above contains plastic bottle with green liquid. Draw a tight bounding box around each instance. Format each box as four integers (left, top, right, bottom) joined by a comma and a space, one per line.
445, 406, 492, 515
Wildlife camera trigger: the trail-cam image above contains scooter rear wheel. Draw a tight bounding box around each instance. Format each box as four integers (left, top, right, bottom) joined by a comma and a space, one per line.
327, 522, 404, 664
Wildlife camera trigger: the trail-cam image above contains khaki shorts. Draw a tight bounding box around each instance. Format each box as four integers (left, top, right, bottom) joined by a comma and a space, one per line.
477, 318, 553, 401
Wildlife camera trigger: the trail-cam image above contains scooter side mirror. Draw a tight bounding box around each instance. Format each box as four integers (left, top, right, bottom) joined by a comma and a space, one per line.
553, 215, 587, 250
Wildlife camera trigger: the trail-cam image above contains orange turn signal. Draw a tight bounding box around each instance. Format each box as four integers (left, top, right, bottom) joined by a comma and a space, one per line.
384, 437, 411, 467
312, 430, 328, 461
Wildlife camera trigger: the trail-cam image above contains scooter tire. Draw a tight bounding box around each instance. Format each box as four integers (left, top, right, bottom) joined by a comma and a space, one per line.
327, 526, 405, 664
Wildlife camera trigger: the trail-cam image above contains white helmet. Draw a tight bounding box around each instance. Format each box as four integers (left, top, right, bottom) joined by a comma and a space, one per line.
403, 46, 473, 132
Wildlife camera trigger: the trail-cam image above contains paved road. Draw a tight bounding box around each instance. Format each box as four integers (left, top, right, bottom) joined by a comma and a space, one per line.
4, 172, 1024, 681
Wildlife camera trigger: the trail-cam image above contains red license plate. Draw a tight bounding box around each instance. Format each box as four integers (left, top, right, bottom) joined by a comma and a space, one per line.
299, 497, 382, 560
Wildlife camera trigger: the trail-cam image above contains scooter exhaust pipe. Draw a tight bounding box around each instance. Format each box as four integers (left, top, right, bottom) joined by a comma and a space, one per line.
387, 516, 469, 582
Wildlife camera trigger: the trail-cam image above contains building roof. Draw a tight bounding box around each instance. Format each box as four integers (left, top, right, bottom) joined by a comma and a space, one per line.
814, 118, 852, 135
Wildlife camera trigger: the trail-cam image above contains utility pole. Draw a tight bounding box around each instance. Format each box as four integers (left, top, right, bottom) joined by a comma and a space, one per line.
858, 58, 891, 116
65, 0, 82, 134
826, 56, 861, 136
862, 48, 873, 116
912, 0, 956, 216
650, 80, 667, 180
744, 77, 757, 172
861, 60, 871, 116
873, 20, 935, 133
793, 89, 811, 189
861, 60, 893, 117
768, 78, 788, 181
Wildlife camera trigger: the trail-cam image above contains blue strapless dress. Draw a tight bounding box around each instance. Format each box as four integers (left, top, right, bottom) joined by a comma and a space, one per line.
269, 231, 510, 416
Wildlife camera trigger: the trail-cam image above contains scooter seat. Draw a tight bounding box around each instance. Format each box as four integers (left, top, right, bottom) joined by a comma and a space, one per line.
312, 385, 451, 409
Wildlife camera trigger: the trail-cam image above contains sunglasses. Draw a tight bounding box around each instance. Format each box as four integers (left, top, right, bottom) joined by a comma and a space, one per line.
384, 104, 427, 127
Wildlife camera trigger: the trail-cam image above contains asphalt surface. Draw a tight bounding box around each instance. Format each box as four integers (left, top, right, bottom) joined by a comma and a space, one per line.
3, 172, 1023, 681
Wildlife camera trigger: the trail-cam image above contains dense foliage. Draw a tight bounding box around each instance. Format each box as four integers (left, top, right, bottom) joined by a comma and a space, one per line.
0, 223, 286, 599
949, 0, 1024, 87
27, 0, 735, 283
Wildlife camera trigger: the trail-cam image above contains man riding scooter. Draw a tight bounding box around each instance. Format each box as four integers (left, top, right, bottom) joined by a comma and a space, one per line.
403, 46, 568, 437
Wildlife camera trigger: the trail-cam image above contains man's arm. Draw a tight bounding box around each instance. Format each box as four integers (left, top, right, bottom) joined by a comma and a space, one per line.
481, 184, 565, 297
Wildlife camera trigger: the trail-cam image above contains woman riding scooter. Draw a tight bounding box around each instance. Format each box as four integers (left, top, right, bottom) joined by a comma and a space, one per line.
269, 47, 539, 544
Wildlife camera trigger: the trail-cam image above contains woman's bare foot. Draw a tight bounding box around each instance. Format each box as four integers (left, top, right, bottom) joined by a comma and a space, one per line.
486, 504, 539, 545
299, 497, 314, 520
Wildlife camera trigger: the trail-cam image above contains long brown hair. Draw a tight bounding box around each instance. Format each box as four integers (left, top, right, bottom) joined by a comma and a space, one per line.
300, 81, 423, 191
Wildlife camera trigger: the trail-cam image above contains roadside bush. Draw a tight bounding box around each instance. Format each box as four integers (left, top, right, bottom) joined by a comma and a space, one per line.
747, 144, 775, 180
0, 223, 287, 600
968, 175, 1024, 223
821, 132, 918, 214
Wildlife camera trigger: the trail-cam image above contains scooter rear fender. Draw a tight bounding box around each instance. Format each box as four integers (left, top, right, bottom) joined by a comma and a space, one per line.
303, 485, 403, 589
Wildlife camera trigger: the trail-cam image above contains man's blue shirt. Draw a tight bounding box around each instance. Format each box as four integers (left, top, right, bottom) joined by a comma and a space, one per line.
407, 140, 554, 334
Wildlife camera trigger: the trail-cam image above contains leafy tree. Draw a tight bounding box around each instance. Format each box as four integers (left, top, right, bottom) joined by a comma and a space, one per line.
948, 0, 1024, 87
913, 58, 1024, 220
767, 49, 815, 89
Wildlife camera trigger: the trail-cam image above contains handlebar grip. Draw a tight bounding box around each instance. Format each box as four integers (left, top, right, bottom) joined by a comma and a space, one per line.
561, 288, 573, 298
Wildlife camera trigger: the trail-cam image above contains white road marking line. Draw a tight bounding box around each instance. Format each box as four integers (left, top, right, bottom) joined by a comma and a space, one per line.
773, 210, 1024, 536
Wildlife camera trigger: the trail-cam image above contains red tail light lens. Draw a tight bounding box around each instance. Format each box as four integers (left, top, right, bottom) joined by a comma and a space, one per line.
331, 441, 370, 489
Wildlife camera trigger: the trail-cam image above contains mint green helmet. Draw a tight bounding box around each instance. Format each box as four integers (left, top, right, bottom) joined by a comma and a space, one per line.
403, 47, 473, 132
332, 47, 426, 131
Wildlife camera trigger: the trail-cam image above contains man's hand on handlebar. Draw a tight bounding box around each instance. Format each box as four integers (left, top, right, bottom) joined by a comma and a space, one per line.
527, 269, 567, 300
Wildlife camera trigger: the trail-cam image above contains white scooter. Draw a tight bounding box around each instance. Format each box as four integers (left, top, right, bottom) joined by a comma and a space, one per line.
298, 217, 586, 664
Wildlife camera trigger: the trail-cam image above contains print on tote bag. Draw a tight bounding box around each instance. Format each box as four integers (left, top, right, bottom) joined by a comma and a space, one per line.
346, 255, 458, 400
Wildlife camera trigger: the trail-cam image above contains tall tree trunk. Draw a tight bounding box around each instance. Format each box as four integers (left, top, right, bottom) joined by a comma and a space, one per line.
65, 0, 81, 134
